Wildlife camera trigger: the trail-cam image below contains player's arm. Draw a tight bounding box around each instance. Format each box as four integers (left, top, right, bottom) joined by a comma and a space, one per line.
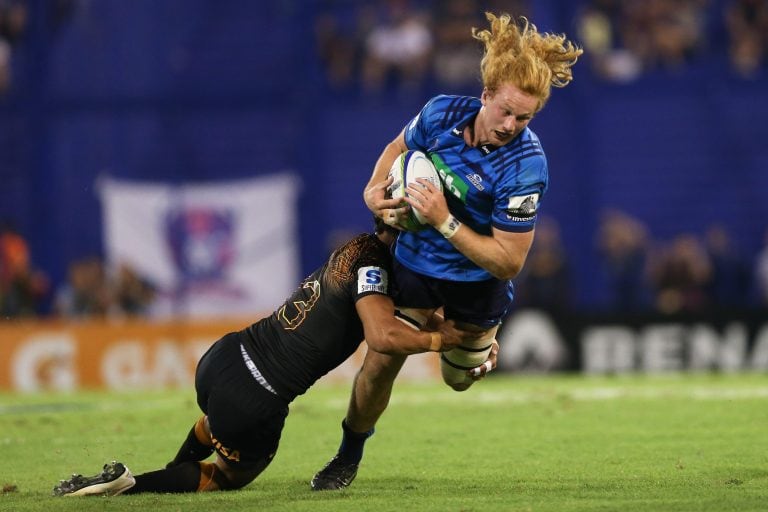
446, 226, 534, 280
355, 294, 474, 355
405, 179, 535, 280
364, 129, 410, 221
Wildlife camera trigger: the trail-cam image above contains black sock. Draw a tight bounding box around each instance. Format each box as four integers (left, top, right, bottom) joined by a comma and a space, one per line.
124, 461, 201, 494
166, 423, 214, 468
337, 419, 374, 464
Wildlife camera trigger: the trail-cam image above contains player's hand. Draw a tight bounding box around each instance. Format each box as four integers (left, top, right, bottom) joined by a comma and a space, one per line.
434, 320, 486, 351
404, 178, 450, 227
467, 339, 499, 380
365, 175, 410, 227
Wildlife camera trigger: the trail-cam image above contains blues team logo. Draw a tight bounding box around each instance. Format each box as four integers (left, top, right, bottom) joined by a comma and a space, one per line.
166, 208, 235, 283
505, 193, 540, 222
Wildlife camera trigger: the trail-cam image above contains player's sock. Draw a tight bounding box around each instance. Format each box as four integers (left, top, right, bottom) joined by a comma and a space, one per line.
336, 419, 374, 464
123, 461, 202, 493
166, 416, 214, 467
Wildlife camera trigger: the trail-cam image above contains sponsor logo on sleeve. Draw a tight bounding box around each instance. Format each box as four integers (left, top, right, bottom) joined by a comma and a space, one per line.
358, 266, 388, 294
505, 193, 540, 222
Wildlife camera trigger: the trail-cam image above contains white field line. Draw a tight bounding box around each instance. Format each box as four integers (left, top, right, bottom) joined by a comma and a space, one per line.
3, 386, 768, 415
318, 386, 768, 410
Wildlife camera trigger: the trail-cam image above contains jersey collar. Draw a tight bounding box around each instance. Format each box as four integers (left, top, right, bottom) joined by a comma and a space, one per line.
452, 119, 501, 155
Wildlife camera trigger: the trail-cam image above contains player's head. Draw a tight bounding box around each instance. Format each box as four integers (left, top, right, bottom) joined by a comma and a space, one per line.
472, 13, 582, 113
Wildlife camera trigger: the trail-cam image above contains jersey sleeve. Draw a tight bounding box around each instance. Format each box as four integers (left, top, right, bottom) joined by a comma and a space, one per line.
491, 153, 549, 233
403, 96, 443, 150
329, 234, 393, 302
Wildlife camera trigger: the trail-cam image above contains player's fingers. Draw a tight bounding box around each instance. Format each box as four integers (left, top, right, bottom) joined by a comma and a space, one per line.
376, 197, 407, 209
416, 177, 438, 192
406, 183, 427, 199
469, 360, 493, 379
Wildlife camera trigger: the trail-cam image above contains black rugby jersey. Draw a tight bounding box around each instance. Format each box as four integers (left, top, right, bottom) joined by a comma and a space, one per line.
242, 233, 392, 400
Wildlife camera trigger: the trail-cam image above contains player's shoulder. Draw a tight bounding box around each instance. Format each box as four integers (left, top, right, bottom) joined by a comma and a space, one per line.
411, 95, 480, 143
332, 233, 390, 269
424, 94, 480, 111
326, 233, 391, 291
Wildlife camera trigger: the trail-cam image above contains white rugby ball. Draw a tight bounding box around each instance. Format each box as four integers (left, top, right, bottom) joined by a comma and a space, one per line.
387, 150, 443, 232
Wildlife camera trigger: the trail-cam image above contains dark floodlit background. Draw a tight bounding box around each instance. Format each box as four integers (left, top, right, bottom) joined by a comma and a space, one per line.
1, 0, 767, 319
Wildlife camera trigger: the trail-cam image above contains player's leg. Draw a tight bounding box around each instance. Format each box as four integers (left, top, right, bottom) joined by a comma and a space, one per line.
126, 452, 270, 493
438, 278, 512, 391
54, 332, 286, 496
166, 415, 214, 467
122, 336, 229, 493
440, 322, 499, 391
52, 455, 273, 497
127, 330, 287, 494
311, 349, 406, 491
311, 307, 433, 491
188, 331, 287, 490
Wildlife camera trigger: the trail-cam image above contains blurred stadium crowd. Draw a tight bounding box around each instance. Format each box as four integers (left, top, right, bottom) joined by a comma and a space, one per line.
0, 222, 155, 318
313, 0, 767, 95
1, 0, 767, 319
5, 0, 765, 95
3, 210, 768, 319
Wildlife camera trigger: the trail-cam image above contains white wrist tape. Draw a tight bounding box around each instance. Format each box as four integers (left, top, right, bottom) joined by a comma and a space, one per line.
437, 215, 461, 239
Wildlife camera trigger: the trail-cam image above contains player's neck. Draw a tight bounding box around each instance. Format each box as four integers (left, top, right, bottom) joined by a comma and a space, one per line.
465, 115, 484, 147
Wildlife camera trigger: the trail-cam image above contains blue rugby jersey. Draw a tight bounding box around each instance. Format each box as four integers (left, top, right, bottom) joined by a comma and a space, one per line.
396, 94, 548, 282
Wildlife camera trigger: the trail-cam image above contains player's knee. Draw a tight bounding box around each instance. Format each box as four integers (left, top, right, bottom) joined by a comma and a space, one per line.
448, 381, 473, 392
198, 462, 228, 491
220, 472, 253, 490
197, 461, 254, 491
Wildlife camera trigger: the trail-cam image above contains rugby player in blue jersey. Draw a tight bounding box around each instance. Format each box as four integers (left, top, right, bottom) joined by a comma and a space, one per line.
312, 12, 582, 491
52, 220, 485, 496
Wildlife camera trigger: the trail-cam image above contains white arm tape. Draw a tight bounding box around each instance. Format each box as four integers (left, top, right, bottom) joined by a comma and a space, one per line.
437, 215, 461, 239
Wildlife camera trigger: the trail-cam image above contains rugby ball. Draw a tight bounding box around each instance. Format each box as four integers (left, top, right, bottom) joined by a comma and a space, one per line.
387, 150, 443, 232
440, 338, 494, 391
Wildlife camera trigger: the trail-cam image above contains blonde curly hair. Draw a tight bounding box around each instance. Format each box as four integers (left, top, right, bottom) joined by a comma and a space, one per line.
472, 13, 583, 111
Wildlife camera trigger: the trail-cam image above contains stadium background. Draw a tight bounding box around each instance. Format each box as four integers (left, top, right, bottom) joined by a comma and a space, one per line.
1, 0, 767, 390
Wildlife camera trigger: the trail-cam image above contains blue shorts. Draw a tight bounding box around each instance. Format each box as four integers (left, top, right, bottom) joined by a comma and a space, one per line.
390, 258, 514, 328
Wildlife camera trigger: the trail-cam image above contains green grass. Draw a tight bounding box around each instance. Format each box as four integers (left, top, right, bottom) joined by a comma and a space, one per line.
2, 373, 767, 511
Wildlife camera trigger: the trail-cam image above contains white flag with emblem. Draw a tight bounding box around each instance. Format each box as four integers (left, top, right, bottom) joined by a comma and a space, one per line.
99, 174, 300, 318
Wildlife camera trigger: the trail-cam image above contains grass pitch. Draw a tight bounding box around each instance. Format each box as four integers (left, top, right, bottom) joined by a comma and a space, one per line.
1, 373, 767, 511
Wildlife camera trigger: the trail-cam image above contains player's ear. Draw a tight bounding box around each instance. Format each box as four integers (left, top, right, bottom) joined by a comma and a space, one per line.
481, 87, 491, 105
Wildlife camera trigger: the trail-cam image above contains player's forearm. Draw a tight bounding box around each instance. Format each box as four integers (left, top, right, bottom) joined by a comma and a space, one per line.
444, 224, 528, 280
365, 320, 442, 355
365, 131, 408, 192
366, 142, 403, 191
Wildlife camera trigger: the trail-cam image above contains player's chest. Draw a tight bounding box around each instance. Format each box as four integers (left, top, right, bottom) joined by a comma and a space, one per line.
425, 136, 499, 204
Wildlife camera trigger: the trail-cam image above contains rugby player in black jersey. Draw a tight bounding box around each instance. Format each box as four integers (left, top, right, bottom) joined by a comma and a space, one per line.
53, 220, 488, 496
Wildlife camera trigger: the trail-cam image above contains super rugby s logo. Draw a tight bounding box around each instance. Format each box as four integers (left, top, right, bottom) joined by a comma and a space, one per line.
358, 266, 387, 294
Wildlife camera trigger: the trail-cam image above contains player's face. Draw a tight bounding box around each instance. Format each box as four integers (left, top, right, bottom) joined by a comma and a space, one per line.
479, 84, 539, 146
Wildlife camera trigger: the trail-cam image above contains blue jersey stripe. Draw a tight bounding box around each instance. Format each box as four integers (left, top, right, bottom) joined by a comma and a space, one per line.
493, 150, 546, 171
441, 96, 473, 129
